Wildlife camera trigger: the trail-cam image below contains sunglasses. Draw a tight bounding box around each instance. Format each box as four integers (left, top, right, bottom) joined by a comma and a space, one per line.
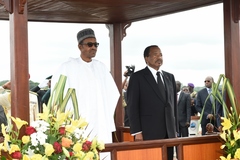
204, 80, 210, 83
81, 42, 99, 48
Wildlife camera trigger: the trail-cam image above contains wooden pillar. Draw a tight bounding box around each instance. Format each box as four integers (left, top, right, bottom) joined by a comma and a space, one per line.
107, 23, 131, 142
107, 23, 123, 142
9, 0, 29, 123
223, 0, 240, 111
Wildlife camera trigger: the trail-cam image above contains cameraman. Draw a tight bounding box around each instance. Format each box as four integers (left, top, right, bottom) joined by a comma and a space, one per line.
122, 70, 129, 126
122, 65, 135, 127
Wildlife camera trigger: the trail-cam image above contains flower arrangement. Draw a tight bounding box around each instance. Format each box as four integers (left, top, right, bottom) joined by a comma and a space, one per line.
0, 75, 105, 159
207, 74, 240, 160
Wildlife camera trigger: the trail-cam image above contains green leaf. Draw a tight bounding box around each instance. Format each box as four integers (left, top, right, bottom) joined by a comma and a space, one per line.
47, 74, 80, 119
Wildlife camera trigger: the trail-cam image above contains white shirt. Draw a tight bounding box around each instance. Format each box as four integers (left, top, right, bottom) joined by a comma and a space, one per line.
147, 66, 164, 84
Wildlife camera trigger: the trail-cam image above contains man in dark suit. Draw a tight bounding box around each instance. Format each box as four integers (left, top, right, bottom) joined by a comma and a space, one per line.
127, 45, 178, 160
196, 76, 222, 135
30, 75, 52, 112
176, 81, 191, 137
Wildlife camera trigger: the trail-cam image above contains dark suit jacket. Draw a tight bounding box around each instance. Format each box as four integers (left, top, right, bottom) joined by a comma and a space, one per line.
127, 67, 178, 140
177, 91, 191, 127
195, 88, 222, 133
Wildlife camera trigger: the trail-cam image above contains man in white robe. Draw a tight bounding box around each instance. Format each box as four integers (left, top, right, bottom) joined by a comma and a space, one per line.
0, 82, 39, 125
51, 28, 120, 147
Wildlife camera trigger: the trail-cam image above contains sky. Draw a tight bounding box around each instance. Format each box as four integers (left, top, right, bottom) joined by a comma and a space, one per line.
0, 3, 224, 87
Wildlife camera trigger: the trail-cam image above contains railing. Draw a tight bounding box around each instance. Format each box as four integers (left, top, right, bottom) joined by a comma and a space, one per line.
103, 134, 223, 160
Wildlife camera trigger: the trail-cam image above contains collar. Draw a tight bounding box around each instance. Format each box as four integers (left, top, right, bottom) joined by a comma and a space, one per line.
147, 65, 163, 75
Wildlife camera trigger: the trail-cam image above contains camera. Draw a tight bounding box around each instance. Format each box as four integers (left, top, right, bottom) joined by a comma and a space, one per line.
125, 65, 135, 76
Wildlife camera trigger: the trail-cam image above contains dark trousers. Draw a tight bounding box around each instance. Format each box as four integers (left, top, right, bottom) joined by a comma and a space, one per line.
165, 133, 173, 160
167, 147, 173, 160
178, 126, 189, 137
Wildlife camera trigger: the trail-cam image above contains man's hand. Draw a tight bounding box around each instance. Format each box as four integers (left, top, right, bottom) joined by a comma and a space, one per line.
123, 70, 128, 77
218, 126, 223, 132
38, 79, 49, 88
2, 81, 11, 90
207, 114, 214, 120
185, 122, 190, 127
134, 133, 143, 141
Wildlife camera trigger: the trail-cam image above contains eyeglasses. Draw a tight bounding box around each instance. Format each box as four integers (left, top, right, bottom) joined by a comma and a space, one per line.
81, 42, 99, 48
204, 80, 210, 83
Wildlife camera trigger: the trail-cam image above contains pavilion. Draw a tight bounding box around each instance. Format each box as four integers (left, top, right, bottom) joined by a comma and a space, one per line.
0, 1, 239, 157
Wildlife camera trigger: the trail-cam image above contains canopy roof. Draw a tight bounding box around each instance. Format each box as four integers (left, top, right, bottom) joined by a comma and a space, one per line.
0, 0, 222, 23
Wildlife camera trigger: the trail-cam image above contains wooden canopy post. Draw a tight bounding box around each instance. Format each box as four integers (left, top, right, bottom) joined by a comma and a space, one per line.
107, 23, 123, 142
9, 0, 29, 123
223, 0, 240, 112
107, 23, 131, 142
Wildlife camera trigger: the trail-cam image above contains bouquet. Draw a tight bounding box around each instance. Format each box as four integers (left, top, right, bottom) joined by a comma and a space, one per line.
207, 74, 240, 160
0, 75, 105, 159
220, 115, 240, 160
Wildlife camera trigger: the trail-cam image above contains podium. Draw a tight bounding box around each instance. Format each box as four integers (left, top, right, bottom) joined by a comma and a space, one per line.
189, 116, 201, 136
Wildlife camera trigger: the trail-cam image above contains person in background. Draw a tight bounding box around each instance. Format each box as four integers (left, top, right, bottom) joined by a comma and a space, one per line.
182, 86, 189, 93
40, 76, 52, 110
0, 81, 38, 125
0, 82, 11, 133
195, 76, 222, 135
122, 70, 129, 127
127, 45, 178, 160
0, 105, 7, 131
176, 81, 191, 137
188, 83, 198, 116
51, 28, 119, 147
0, 82, 11, 112
30, 75, 52, 112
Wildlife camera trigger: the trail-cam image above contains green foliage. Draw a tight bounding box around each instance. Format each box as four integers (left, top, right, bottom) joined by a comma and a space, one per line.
47, 74, 80, 119
199, 74, 239, 128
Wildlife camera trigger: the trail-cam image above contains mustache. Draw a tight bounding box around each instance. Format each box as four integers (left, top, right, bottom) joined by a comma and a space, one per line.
156, 60, 162, 63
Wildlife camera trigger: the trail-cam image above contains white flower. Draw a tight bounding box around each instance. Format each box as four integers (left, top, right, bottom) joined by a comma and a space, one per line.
30, 133, 39, 146
26, 147, 35, 156
31, 120, 49, 132
74, 128, 84, 139
36, 131, 48, 145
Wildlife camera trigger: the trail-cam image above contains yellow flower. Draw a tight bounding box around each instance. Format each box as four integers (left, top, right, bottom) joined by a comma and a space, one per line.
230, 140, 236, 146
0, 143, 6, 152
91, 137, 104, 150
235, 148, 240, 159
44, 143, 54, 156
65, 124, 77, 134
220, 144, 226, 149
1, 124, 9, 151
22, 155, 31, 160
97, 140, 105, 150
11, 116, 28, 130
233, 130, 240, 141
220, 132, 226, 141
73, 142, 82, 152
220, 154, 231, 160
9, 144, 20, 154
74, 151, 85, 158
38, 105, 50, 121
84, 151, 94, 159
22, 135, 30, 144
72, 117, 88, 128
91, 137, 97, 149
31, 154, 43, 159
55, 110, 67, 124
221, 117, 232, 131
63, 147, 70, 158
61, 137, 73, 148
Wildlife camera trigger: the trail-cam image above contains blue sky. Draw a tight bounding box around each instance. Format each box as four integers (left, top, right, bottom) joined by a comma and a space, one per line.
0, 3, 224, 87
